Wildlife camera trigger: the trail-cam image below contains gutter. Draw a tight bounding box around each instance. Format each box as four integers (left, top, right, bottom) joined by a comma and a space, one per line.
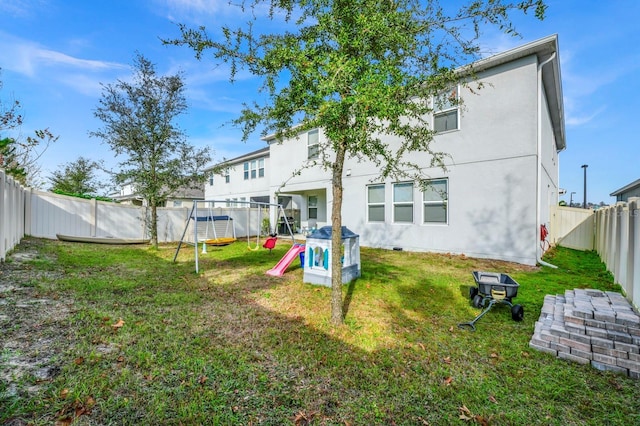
536, 52, 558, 269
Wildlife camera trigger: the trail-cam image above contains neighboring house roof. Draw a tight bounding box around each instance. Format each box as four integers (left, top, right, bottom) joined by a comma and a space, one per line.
206, 146, 270, 171
170, 187, 205, 199
610, 178, 640, 197
260, 35, 565, 152
110, 185, 204, 202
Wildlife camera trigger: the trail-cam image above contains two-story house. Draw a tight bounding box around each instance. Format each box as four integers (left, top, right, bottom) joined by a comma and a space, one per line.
206, 35, 565, 266
205, 147, 271, 206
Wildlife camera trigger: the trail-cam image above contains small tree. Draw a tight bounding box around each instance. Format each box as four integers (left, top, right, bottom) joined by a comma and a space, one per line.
91, 53, 211, 247
168, 0, 546, 323
1, 72, 57, 186
48, 156, 105, 196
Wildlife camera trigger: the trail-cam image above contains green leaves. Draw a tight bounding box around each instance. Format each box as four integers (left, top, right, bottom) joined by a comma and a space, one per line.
166, 0, 548, 321
91, 53, 212, 246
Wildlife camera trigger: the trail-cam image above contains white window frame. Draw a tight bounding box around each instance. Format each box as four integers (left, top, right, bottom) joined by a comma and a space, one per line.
243, 162, 249, 180
308, 195, 318, 220
433, 86, 459, 132
422, 178, 448, 224
367, 184, 385, 222
224, 168, 230, 183
258, 158, 265, 178
250, 160, 257, 179
393, 182, 414, 223
208, 172, 214, 186
308, 129, 319, 159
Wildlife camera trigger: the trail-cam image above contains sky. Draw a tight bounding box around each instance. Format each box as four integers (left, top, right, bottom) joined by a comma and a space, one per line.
0, 0, 638, 204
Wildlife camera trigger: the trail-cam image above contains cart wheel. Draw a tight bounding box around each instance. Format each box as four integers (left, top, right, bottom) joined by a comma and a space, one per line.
473, 294, 484, 308
511, 304, 524, 321
469, 286, 478, 300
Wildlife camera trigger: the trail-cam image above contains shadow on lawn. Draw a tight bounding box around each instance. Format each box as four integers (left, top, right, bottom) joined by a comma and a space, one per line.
6, 238, 635, 425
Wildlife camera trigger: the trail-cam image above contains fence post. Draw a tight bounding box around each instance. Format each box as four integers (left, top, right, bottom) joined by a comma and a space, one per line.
0, 169, 5, 261
91, 198, 98, 237
615, 203, 628, 289
629, 198, 640, 309
24, 188, 32, 236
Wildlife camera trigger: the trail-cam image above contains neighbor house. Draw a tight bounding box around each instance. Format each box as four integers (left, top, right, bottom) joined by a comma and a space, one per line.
112, 183, 204, 209
206, 35, 565, 266
610, 178, 640, 202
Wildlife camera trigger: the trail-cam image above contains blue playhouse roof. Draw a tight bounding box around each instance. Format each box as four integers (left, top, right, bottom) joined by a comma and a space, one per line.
308, 226, 359, 240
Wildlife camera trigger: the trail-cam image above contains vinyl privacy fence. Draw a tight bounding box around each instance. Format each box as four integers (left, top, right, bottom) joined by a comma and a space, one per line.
551, 201, 640, 309
595, 198, 640, 309
1, 177, 276, 260
0, 170, 26, 261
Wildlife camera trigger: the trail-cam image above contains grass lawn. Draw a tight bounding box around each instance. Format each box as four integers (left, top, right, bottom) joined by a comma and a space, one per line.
1, 238, 639, 425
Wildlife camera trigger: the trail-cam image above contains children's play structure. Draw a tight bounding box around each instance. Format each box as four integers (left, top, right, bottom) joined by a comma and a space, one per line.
266, 243, 306, 276
173, 200, 295, 272
302, 226, 361, 286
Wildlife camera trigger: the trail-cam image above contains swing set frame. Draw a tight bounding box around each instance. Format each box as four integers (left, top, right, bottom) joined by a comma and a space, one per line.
173, 199, 296, 273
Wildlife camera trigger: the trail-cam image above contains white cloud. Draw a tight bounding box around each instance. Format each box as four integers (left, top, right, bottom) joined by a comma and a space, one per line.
0, 31, 128, 97
565, 105, 606, 127
0, 0, 46, 17
0, 32, 126, 76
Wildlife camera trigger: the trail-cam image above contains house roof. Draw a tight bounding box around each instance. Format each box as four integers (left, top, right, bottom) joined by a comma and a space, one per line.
261, 35, 565, 151
610, 178, 640, 196
206, 146, 269, 171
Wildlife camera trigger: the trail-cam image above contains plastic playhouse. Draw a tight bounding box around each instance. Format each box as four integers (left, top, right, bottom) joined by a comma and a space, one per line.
303, 226, 361, 286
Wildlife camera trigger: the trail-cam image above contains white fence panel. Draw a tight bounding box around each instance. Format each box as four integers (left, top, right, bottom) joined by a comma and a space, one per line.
95, 201, 149, 240
1, 170, 27, 261
594, 198, 640, 309
550, 205, 594, 249
28, 190, 94, 239
157, 207, 191, 243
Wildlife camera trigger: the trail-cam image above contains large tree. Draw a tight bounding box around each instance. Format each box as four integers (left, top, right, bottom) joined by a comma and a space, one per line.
92, 53, 211, 248
48, 156, 105, 196
167, 0, 546, 324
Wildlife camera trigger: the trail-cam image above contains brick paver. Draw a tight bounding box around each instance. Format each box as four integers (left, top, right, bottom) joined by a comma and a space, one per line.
530, 289, 640, 378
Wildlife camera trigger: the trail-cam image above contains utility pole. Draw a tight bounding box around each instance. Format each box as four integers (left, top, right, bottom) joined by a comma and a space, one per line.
581, 164, 588, 209
570, 191, 576, 207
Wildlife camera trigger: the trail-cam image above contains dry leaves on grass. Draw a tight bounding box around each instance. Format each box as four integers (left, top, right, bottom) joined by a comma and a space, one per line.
111, 318, 125, 330
293, 410, 319, 425
458, 405, 492, 425
54, 396, 97, 426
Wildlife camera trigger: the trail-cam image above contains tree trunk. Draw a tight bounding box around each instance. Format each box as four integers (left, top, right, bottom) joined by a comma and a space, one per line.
330, 141, 346, 324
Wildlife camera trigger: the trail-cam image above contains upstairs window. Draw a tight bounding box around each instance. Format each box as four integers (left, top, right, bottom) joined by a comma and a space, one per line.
367, 184, 385, 222
208, 172, 214, 186
434, 86, 459, 132
243, 159, 264, 179
308, 129, 319, 159
422, 178, 448, 224
393, 182, 414, 223
224, 168, 230, 183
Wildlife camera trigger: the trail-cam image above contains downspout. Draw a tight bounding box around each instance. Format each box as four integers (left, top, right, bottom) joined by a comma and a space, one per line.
536, 52, 558, 269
